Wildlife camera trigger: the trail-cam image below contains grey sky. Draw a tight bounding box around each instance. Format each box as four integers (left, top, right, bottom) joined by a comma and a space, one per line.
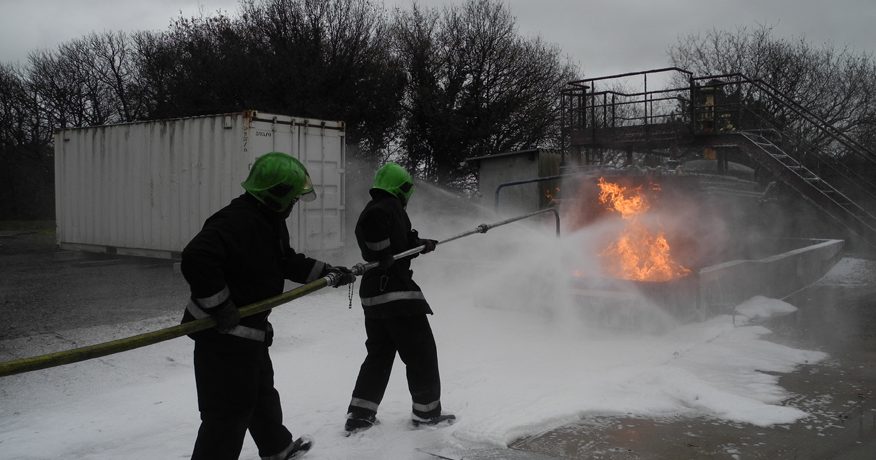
1, 0, 874, 79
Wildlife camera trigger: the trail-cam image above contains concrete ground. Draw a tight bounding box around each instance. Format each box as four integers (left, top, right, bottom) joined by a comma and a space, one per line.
2, 228, 874, 459
0, 229, 187, 341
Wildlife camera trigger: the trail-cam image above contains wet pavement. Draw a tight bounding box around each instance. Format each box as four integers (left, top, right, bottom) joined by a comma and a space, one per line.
0, 230, 186, 341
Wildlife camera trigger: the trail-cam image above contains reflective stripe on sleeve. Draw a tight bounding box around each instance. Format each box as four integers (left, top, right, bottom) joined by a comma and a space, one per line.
186, 300, 266, 342
195, 286, 230, 309
360, 291, 426, 306
364, 238, 391, 251
306, 261, 326, 283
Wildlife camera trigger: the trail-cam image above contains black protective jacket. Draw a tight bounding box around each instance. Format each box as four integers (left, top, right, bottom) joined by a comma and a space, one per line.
180, 193, 329, 343
355, 189, 432, 318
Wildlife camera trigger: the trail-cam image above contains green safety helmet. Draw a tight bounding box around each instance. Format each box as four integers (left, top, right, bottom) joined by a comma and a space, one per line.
372, 162, 414, 204
241, 152, 316, 211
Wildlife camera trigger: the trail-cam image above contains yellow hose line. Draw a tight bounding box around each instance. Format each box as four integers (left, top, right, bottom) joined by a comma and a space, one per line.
0, 277, 331, 378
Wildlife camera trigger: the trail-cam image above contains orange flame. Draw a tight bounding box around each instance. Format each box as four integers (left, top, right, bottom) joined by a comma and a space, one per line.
597, 177, 648, 219
597, 177, 690, 282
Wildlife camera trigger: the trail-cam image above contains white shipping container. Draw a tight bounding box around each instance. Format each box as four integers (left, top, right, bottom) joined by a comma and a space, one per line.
54, 110, 346, 259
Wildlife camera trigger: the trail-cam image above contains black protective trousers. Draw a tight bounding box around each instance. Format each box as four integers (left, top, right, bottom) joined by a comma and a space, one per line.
348, 314, 442, 419
191, 340, 293, 460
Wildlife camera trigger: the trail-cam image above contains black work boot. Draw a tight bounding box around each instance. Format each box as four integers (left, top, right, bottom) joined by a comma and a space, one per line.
278, 435, 312, 460
411, 413, 456, 428
344, 412, 378, 434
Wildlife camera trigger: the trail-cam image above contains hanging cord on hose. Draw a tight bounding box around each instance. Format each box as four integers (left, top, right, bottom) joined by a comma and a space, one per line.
347, 278, 355, 308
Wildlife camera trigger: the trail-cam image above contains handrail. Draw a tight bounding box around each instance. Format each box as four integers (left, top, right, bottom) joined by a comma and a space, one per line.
569, 67, 692, 85
589, 88, 689, 99
737, 131, 876, 235
693, 73, 876, 165
715, 95, 876, 206
494, 174, 578, 210
586, 96, 685, 110
707, 99, 876, 201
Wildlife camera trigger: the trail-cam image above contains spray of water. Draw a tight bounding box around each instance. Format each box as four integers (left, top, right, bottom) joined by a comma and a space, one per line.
406, 181, 680, 338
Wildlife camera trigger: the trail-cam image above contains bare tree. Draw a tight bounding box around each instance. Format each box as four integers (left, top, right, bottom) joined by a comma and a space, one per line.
393, 0, 576, 188
0, 63, 54, 219
0, 64, 35, 147
26, 31, 149, 130
28, 45, 92, 130
238, 0, 404, 155
134, 12, 253, 118
84, 31, 148, 122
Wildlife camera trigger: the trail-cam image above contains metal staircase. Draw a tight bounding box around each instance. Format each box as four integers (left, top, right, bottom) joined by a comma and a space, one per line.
736, 131, 876, 243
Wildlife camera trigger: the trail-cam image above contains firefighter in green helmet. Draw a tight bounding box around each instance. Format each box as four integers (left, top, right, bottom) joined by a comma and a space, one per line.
344, 162, 455, 433
240, 152, 318, 214
180, 152, 354, 460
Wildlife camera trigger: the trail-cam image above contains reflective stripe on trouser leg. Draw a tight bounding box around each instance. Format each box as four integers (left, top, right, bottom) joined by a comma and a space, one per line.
412, 400, 440, 414
349, 397, 380, 413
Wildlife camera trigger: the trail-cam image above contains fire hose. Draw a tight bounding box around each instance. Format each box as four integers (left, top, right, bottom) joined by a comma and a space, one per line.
0, 208, 559, 378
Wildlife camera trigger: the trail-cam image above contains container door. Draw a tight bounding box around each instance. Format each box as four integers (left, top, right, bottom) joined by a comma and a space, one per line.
296, 121, 345, 256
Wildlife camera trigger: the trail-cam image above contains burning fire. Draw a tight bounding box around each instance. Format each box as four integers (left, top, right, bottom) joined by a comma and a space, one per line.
597, 177, 690, 282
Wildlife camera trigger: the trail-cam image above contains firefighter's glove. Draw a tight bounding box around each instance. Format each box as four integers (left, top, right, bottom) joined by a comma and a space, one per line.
327, 265, 356, 287
419, 239, 438, 254
211, 299, 240, 333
